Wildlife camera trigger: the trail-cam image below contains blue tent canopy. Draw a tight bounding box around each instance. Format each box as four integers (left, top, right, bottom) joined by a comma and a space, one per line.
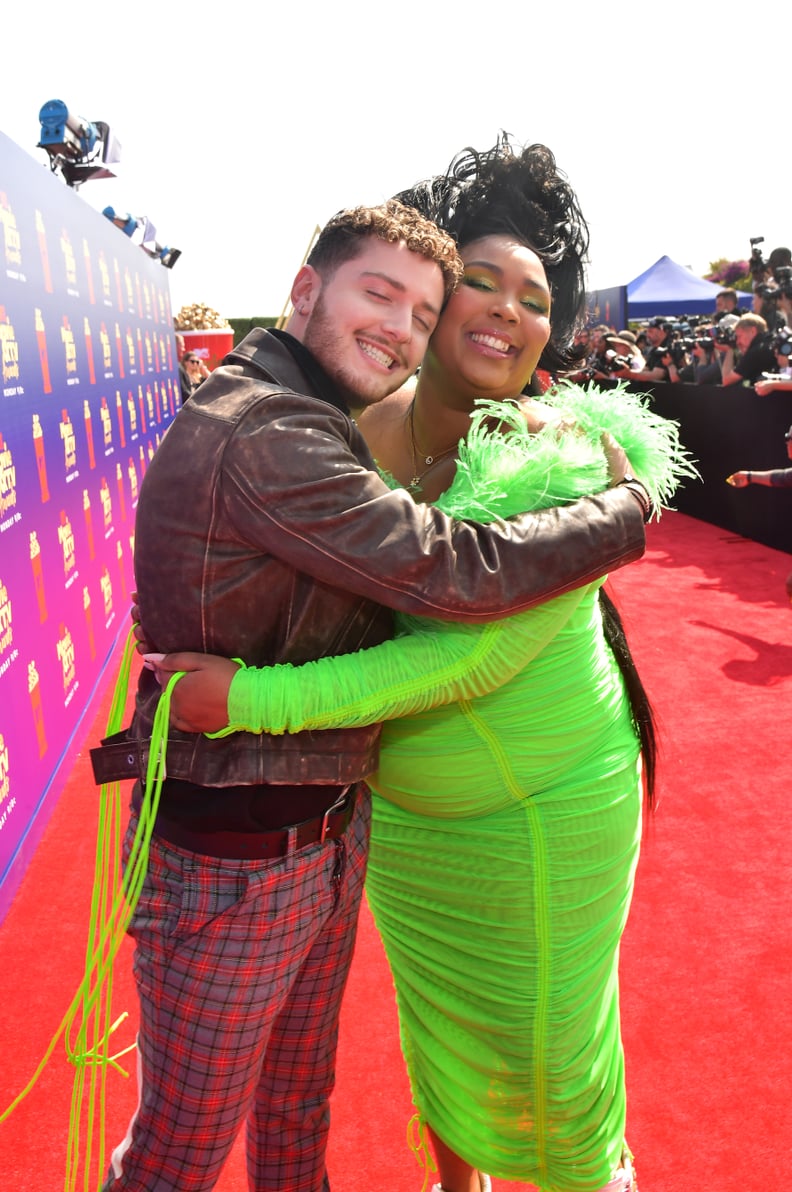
626, 255, 753, 318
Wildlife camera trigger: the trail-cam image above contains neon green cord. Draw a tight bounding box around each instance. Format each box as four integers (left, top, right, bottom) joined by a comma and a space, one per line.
407, 1112, 437, 1192
1, 629, 184, 1192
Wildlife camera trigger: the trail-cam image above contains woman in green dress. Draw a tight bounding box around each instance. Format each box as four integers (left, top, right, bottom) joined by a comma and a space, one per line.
145, 140, 692, 1192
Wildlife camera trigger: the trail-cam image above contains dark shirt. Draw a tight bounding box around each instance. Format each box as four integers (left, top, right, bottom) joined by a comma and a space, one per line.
644, 343, 671, 379
735, 334, 778, 385
685, 356, 722, 385
178, 363, 194, 404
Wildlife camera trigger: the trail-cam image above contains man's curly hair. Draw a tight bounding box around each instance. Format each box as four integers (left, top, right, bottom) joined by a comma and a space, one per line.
308, 200, 463, 303
395, 135, 590, 374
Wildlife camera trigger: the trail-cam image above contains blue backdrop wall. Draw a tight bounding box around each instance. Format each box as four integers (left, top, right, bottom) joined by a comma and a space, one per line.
0, 130, 180, 923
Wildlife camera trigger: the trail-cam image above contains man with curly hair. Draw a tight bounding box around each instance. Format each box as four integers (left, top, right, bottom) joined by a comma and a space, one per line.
95, 198, 649, 1191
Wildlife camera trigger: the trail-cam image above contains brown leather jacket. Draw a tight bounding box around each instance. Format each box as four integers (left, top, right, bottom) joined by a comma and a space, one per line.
96, 329, 646, 790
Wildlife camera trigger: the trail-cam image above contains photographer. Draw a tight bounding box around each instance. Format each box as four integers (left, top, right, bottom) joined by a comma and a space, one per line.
716, 313, 777, 386
682, 331, 722, 384
611, 317, 675, 382
768, 246, 792, 283
658, 336, 693, 384
593, 333, 646, 379
609, 332, 645, 370
765, 263, 792, 330
755, 326, 792, 395
563, 323, 614, 382
727, 424, 792, 605
748, 239, 791, 329
746, 238, 791, 288
727, 424, 792, 489
714, 289, 740, 321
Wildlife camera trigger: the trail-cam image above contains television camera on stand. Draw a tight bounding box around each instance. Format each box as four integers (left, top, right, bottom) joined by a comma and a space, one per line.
37, 99, 121, 189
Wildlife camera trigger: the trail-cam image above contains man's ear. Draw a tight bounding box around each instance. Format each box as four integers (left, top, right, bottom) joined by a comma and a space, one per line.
291, 265, 322, 317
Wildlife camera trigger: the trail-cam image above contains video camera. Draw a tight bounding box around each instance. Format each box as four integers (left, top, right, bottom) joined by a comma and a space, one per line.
749, 236, 766, 281
102, 207, 181, 270
38, 99, 121, 189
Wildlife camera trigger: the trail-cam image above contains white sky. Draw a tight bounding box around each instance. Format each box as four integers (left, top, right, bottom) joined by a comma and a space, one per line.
4, 2, 788, 321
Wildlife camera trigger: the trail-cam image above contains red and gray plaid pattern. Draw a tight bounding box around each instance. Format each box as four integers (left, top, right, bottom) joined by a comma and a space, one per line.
102, 788, 370, 1191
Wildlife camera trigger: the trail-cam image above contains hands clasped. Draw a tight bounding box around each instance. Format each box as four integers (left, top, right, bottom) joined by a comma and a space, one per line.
143, 652, 240, 733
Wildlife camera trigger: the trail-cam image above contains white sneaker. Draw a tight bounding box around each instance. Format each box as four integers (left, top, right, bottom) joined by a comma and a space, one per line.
597, 1152, 637, 1192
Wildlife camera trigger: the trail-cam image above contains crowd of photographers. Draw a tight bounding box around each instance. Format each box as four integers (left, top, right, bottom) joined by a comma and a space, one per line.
570, 243, 792, 393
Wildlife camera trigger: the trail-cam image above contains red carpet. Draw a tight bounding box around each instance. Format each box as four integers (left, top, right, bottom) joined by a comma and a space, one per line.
1, 511, 790, 1190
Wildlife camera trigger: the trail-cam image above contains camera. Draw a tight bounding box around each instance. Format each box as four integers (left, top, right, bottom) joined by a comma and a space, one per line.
775, 265, 792, 299
771, 326, 792, 358
603, 350, 631, 372
715, 325, 736, 347
660, 341, 689, 367
749, 235, 766, 280
753, 271, 792, 302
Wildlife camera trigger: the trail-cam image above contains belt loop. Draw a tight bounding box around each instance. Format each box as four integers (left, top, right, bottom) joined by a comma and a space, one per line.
321, 784, 352, 843
285, 824, 299, 858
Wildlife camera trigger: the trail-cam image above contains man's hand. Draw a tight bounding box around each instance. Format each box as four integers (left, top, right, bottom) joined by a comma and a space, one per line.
726, 471, 750, 488
753, 378, 792, 396
143, 652, 241, 733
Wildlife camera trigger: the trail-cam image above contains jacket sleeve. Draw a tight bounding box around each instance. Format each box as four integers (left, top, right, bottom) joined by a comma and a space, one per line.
218, 586, 591, 734
221, 394, 644, 624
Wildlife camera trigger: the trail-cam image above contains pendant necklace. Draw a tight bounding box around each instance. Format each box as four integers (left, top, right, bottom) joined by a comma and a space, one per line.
406, 399, 458, 496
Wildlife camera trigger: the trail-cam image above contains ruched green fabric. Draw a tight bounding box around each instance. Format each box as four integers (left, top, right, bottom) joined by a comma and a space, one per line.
228, 587, 589, 754
220, 387, 691, 1188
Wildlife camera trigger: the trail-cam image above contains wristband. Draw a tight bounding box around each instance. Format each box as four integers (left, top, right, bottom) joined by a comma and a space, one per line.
618, 474, 654, 523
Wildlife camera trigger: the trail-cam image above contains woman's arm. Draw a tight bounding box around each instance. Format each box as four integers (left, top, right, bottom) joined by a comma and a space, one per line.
148, 585, 592, 735
727, 468, 792, 488
147, 384, 691, 735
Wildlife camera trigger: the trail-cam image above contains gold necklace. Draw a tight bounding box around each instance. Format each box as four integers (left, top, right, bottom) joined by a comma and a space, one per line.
406, 399, 458, 496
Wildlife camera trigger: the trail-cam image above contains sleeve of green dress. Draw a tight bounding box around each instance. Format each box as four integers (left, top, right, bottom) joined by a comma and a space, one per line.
211, 383, 695, 740
220, 584, 593, 736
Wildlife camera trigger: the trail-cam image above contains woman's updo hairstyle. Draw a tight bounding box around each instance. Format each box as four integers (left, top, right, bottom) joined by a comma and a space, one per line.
395, 134, 590, 374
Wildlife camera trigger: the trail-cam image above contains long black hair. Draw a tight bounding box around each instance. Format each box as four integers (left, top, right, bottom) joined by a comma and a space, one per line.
395, 134, 589, 374
599, 587, 657, 810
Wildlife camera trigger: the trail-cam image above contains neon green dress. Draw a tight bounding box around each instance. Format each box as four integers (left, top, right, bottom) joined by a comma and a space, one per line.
217, 386, 694, 1190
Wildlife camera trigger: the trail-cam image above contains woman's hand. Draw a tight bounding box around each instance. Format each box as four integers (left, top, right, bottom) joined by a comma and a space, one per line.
726, 471, 750, 488
143, 652, 241, 732
601, 432, 630, 485
130, 592, 155, 654
521, 405, 633, 486
515, 398, 577, 436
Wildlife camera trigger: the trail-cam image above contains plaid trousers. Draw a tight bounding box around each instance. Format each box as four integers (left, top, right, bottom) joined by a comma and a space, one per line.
102, 787, 370, 1192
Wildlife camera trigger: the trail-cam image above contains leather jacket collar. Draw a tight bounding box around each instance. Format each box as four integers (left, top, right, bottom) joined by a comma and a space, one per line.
226, 327, 350, 417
